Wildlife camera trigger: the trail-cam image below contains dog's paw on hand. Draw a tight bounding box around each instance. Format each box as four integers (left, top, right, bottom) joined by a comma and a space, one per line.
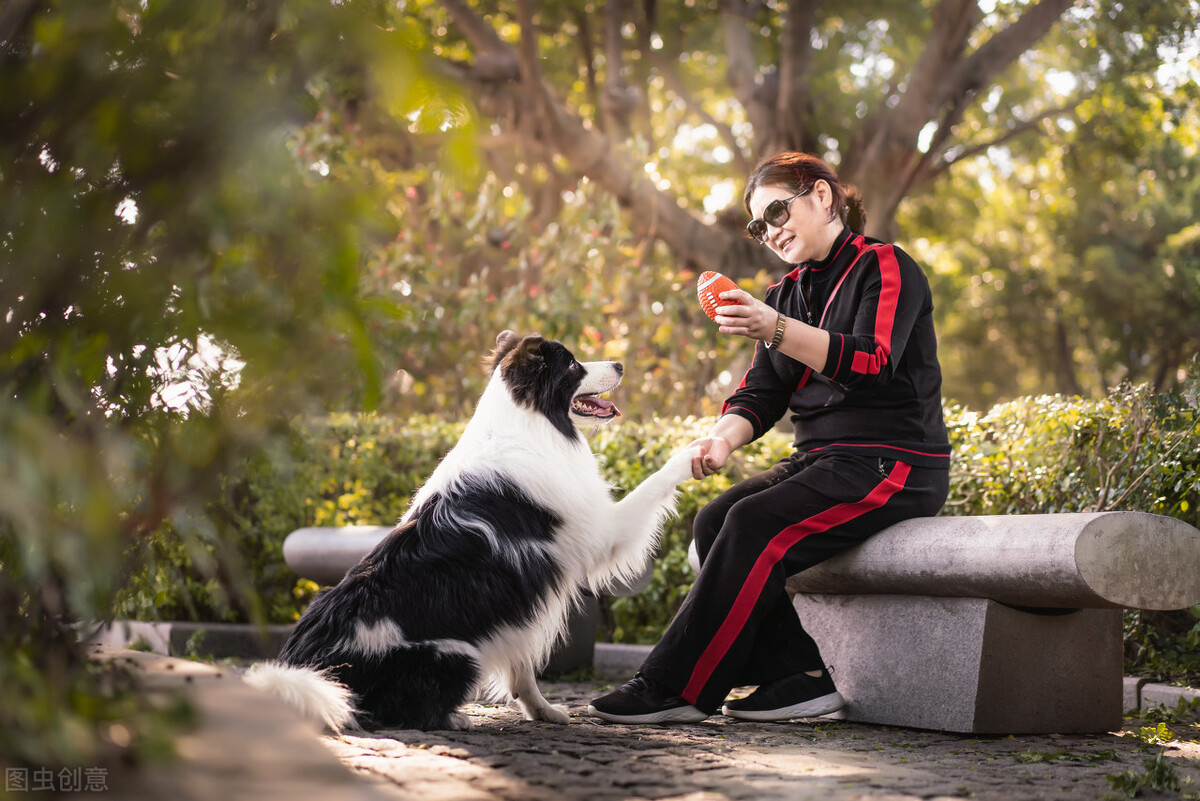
664, 446, 703, 483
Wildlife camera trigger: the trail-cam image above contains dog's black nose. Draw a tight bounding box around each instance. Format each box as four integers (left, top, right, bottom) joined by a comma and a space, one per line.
614, 363, 624, 375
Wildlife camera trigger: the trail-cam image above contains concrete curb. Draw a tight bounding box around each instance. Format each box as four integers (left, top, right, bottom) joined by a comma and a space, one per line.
88, 621, 1198, 716
87, 620, 292, 661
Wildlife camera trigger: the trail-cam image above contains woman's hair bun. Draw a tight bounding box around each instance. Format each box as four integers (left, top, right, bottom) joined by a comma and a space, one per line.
843, 185, 867, 234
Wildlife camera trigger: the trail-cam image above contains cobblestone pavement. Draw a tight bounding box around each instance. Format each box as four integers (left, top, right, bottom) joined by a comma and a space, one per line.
324, 680, 1200, 801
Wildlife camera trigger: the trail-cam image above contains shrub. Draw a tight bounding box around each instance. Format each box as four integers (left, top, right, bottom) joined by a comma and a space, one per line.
115, 415, 467, 624
115, 413, 791, 630
118, 372, 1200, 682
943, 380, 1199, 525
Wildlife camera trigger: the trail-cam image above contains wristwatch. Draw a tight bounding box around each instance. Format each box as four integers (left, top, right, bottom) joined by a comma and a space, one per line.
766, 312, 787, 349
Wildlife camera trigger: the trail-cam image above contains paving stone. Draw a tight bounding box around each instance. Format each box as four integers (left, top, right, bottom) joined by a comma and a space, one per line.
317, 679, 1200, 801
91, 647, 1200, 801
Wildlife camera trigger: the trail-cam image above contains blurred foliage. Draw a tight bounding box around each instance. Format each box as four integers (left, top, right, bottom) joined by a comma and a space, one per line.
356, 171, 775, 420
114, 415, 468, 625
313, 0, 1200, 410
115, 412, 791, 635
0, 0, 467, 769
904, 56, 1200, 408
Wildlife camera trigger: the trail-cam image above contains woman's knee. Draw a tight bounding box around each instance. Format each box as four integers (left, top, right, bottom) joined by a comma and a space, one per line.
693, 467, 788, 562
695, 496, 775, 564
692, 502, 725, 561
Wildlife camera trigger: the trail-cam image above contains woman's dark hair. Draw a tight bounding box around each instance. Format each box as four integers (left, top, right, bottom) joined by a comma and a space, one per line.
742, 152, 867, 234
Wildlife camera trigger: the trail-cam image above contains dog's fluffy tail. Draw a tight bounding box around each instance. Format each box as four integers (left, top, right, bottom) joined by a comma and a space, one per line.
243, 662, 357, 732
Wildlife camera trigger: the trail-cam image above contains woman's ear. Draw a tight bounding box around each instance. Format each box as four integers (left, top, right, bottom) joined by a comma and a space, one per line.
812, 179, 834, 211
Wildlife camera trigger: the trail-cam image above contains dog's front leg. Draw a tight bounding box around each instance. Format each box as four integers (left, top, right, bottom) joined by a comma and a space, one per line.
612, 446, 698, 520
604, 446, 699, 569
509, 667, 570, 724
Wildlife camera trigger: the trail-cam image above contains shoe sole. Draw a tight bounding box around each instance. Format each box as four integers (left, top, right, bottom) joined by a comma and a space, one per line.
587, 704, 709, 724
720, 691, 845, 721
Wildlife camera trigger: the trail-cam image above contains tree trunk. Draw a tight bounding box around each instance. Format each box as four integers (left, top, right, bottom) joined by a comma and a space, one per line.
436, 0, 1077, 267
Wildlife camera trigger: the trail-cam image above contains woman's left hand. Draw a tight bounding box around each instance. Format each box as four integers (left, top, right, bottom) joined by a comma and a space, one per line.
713, 289, 777, 342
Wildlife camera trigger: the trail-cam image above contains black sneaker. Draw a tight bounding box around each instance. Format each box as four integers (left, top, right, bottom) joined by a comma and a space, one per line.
721, 668, 844, 721
588, 674, 708, 724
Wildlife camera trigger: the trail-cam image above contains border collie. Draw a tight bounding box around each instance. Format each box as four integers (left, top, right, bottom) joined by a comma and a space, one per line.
245, 331, 696, 731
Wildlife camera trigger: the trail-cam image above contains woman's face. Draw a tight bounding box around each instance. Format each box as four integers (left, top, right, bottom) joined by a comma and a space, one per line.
747, 181, 839, 264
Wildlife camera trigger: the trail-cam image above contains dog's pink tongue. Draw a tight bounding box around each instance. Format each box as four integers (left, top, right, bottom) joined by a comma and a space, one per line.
595, 397, 620, 418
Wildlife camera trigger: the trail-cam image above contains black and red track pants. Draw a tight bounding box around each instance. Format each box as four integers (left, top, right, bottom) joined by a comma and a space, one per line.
640, 449, 949, 714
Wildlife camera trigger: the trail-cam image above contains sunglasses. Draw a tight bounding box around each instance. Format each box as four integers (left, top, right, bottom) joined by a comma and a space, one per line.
746, 186, 812, 243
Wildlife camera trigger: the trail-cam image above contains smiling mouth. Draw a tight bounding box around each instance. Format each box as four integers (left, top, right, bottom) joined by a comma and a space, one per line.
571, 393, 620, 419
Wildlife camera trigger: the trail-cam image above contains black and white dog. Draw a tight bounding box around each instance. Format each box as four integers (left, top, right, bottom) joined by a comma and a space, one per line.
245, 331, 696, 731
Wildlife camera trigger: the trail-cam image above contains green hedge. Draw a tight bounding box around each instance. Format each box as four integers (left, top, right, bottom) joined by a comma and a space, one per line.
117, 374, 1200, 682
941, 379, 1200, 683
115, 416, 467, 624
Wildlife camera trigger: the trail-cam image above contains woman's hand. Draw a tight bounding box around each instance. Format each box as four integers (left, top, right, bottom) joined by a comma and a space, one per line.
688, 435, 734, 480
713, 289, 776, 342
713, 288, 831, 372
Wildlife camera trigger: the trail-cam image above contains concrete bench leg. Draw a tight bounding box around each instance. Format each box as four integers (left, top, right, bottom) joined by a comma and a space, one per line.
539, 595, 600, 678
793, 594, 1124, 734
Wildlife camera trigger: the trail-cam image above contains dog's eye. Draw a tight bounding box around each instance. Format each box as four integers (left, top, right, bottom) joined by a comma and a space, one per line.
570, 361, 584, 374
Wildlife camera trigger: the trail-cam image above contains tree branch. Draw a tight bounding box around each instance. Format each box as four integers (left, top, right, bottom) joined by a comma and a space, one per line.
515, 0, 546, 104
433, 0, 783, 279
941, 0, 1075, 105
720, 0, 758, 108
439, 0, 509, 53
599, 0, 638, 135
927, 100, 1083, 179
871, 0, 977, 164
570, 7, 602, 128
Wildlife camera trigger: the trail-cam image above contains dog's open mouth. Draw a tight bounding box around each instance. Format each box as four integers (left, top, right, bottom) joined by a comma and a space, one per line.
571, 393, 621, 419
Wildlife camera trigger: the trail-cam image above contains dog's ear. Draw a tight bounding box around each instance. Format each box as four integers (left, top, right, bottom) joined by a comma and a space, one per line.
486, 330, 526, 373
509, 335, 546, 371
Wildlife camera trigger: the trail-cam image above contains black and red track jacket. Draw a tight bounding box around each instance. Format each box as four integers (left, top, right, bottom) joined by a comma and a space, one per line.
722, 227, 951, 469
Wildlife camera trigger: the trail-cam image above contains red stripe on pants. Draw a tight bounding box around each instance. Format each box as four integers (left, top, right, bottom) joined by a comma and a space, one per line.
681, 460, 913, 703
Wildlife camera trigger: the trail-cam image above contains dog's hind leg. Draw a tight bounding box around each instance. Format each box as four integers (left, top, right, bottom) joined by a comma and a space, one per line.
509, 666, 570, 724
356, 644, 480, 731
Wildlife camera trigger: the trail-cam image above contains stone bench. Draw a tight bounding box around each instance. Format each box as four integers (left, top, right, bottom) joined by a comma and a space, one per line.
282, 526, 651, 676
692, 511, 1200, 734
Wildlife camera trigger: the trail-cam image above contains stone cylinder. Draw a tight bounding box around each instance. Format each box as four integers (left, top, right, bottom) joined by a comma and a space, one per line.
779, 512, 1200, 610
282, 525, 655, 596
282, 526, 392, 586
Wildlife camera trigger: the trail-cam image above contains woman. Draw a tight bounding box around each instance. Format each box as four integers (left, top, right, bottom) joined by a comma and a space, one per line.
589, 151, 950, 724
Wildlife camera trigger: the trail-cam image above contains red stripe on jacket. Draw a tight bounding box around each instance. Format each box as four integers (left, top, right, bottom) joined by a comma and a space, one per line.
850, 244, 901, 376
681, 461, 914, 704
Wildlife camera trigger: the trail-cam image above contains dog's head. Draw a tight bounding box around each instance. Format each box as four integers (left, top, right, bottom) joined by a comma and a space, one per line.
489, 330, 622, 439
